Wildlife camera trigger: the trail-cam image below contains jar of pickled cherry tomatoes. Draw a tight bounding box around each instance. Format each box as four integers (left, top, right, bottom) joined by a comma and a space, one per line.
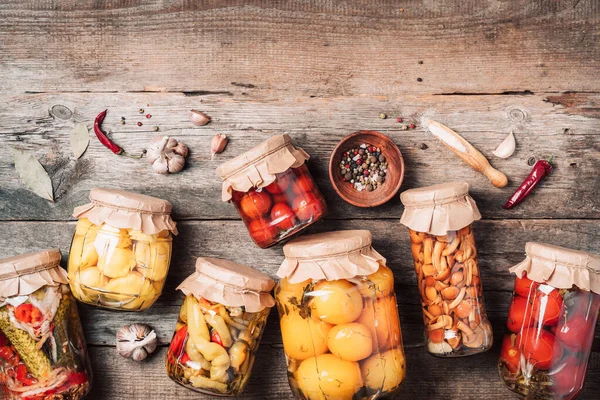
68, 188, 178, 311
0, 249, 92, 399
275, 230, 406, 400
400, 182, 493, 357
166, 257, 274, 396
217, 134, 327, 248
499, 242, 600, 400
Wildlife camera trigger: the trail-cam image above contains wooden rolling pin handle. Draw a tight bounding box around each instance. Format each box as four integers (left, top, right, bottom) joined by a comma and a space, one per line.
482, 164, 508, 188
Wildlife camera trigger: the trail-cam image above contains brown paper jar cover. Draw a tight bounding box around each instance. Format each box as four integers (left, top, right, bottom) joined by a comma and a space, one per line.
0, 249, 68, 300
510, 242, 600, 293
177, 257, 275, 312
277, 230, 385, 284
399, 181, 481, 236
72, 187, 178, 235
216, 134, 309, 201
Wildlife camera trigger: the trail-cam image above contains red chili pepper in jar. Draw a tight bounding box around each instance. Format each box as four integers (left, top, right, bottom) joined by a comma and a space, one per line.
16, 365, 36, 386
210, 330, 223, 347
167, 326, 188, 364
503, 158, 553, 209
94, 110, 144, 158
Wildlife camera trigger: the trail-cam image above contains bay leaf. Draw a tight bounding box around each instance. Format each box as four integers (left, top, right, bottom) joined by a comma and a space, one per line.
12, 149, 54, 202
70, 123, 89, 159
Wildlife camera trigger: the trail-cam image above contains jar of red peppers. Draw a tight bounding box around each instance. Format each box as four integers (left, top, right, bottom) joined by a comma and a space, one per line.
276, 230, 406, 400
68, 188, 177, 311
0, 249, 92, 399
217, 134, 327, 248
166, 257, 274, 396
499, 242, 600, 399
400, 182, 493, 356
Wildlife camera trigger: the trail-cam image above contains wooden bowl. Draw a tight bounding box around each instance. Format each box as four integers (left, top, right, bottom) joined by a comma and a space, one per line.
329, 131, 404, 208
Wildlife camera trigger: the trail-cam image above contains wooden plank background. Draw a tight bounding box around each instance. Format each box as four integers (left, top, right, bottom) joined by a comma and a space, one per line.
0, 1, 599, 399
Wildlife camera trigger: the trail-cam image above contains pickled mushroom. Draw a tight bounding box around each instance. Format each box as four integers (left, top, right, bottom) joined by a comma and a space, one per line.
134, 241, 171, 281
98, 247, 135, 278
295, 354, 363, 400
78, 267, 109, 289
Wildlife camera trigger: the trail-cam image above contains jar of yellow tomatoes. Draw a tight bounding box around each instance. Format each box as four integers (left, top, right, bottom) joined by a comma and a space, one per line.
217, 134, 327, 248
0, 249, 92, 399
275, 230, 406, 400
400, 182, 493, 356
166, 257, 275, 396
68, 188, 177, 311
499, 242, 600, 400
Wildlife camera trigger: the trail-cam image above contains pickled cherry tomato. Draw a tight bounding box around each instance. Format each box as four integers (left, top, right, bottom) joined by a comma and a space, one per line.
507, 296, 533, 333
514, 275, 538, 298
551, 355, 586, 397
270, 203, 296, 230
292, 193, 320, 221
272, 193, 288, 205
556, 315, 590, 349
516, 328, 560, 370
248, 218, 278, 245
239, 191, 272, 219
500, 335, 520, 373
532, 288, 563, 326
265, 175, 291, 194
293, 175, 315, 195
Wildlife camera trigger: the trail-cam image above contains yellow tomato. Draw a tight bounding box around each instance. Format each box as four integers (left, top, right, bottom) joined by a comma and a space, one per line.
74, 218, 96, 236
360, 348, 406, 393
98, 247, 135, 278
358, 264, 395, 298
310, 280, 363, 325
327, 322, 373, 361
295, 354, 363, 400
357, 296, 402, 352
280, 311, 332, 361
78, 267, 109, 288
276, 278, 310, 306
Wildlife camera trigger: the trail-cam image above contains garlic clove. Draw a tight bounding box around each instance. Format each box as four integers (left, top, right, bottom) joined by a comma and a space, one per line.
146, 136, 169, 164
132, 347, 148, 362
174, 142, 189, 158
211, 134, 228, 159
152, 158, 169, 174
166, 152, 186, 173
189, 110, 211, 126
492, 131, 516, 159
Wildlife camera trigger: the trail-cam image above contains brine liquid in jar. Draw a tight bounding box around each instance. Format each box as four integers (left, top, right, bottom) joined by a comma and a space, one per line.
499, 274, 600, 399
231, 164, 327, 248
408, 225, 493, 356
166, 295, 270, 396
68, 218, 172, 311
276, 263, 406, 400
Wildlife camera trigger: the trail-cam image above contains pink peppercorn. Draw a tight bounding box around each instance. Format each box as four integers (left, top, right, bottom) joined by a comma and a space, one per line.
137, 122, 143, 126
397, 118, 403, 123
409, 123, 416, 129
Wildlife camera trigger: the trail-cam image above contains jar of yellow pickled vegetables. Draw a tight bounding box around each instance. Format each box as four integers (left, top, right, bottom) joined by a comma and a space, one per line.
499, 242, 600, 400
0, 249, 92, 399
68, 188, 177, 311
166, 257, 275, 396
275, 230, 406, 400
400, 182, 493, 357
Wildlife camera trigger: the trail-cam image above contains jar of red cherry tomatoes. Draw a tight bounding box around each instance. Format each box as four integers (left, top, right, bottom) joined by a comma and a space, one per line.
217, 134, 327, 248
499, 242, 600, 400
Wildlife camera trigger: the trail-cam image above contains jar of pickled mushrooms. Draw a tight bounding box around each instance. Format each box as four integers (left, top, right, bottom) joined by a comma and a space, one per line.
217, 134, 327, 248
276, 230, 406, 400
166, 257, 274, 396
400, 182, 493, 356
68, 188, 177, 311
499, 242, 600, 400
0, 249, 92, 399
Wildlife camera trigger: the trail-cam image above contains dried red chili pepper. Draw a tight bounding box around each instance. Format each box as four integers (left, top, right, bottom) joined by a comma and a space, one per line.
94, 110, 144, 158
503, 158, 553, 209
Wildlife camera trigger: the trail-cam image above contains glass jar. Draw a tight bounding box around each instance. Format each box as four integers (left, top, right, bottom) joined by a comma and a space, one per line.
0, 249, 92, 399
400, 182, 493, 356
166, 257, 274, 396
499, 242, 600, 400
68, 188, 177, 311
218, 134, 327, 248
276, 230, 406, 400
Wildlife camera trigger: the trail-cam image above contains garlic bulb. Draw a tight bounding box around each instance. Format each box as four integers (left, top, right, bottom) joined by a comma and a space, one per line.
146, 136, 189, 174
189, 110, 211, 126
211, 134, 228, 159
116, 324, 157, 361
492, 131, 516, 159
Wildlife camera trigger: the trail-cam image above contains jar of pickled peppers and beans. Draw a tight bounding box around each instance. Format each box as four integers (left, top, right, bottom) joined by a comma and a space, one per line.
499, 242, 600, 400
275, 230, 406, 400
217, 134, 327, 248
0, 249, 92, 399
400, 182, 493, 356
68, 188, 178, 311
166, 257, 274, 396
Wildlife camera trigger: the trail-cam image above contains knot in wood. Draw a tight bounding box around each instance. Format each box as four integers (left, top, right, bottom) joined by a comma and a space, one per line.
50, 104, 73, 120
507, 107, 526, 122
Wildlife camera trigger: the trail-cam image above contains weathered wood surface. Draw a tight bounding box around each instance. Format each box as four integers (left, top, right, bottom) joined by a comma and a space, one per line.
1, 0, 599, 399
1, 93, 599, 220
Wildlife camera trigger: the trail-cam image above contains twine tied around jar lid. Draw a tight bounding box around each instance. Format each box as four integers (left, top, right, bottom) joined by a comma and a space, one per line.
177, 257, 275, 312
277, 230, 385, 284
0, 249, 68, 301
510, 242, 600, 293
399, 181, 481, 236
72, 188, 178, 235
216, 134, 309, 201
